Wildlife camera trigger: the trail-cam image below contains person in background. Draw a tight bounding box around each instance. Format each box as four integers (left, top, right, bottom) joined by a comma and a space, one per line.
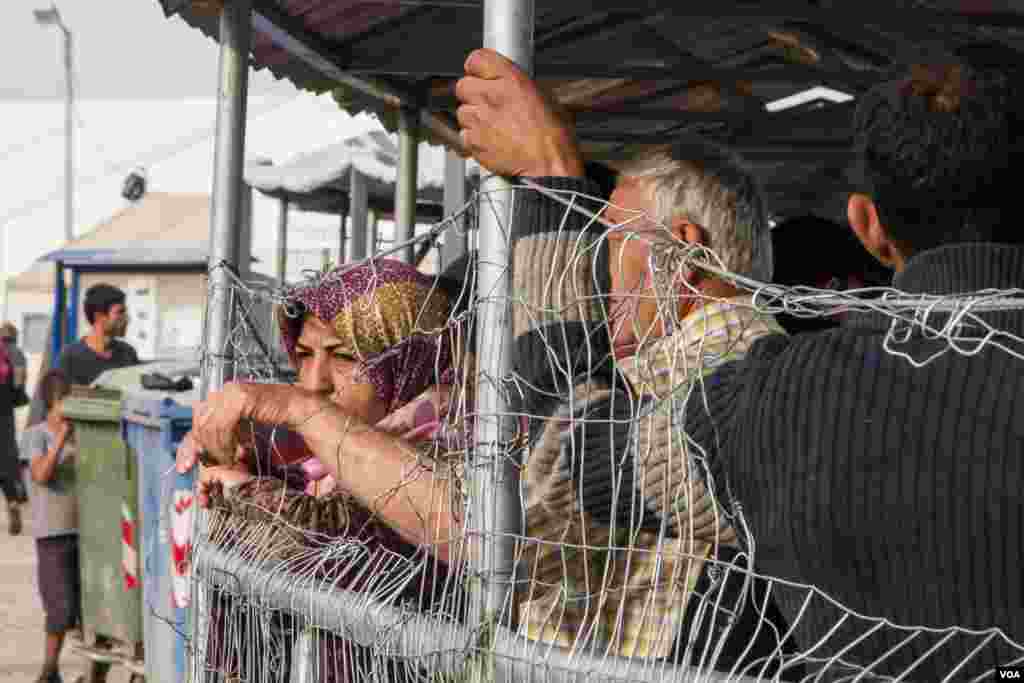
1, 321, 29, 534
50, 285, 134, 681
23, 370, 77, 683
770, 215, 891, 334
1, 321, 29, 395
57, 284, 140, 387
680, 61, 1024, 679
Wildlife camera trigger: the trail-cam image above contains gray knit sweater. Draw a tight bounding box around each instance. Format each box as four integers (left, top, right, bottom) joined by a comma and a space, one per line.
507, 177, 786, 664
684, 243, 1024, 680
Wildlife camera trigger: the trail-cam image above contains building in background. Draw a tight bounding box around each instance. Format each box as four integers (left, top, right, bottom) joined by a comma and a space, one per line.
5, 193, 274, 426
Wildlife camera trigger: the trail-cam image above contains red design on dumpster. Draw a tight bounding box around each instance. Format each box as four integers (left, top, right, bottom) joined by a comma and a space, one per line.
121, 502, 139, 591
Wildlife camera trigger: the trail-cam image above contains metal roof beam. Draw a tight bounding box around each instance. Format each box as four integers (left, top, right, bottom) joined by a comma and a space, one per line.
660, 4, 1024, 64
250, 0, 467, 153
572, 98, 856, 125
644, 3, 1024, 28
350, 56, 880, 86
584, 129, 854, 155
354, 0, 1023, 25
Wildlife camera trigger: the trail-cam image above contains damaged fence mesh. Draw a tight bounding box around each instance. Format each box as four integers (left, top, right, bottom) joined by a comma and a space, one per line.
183, 183, 1024, 683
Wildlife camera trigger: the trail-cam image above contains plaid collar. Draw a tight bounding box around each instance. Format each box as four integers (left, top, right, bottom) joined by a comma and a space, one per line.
619, 296, 785, 399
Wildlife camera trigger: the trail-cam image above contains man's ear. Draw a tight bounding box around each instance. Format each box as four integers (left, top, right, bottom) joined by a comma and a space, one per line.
669, 218, 707, 286
847, 194, 905, 271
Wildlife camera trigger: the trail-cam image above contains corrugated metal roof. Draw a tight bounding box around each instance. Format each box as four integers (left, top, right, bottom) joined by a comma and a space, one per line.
39, 246, 213, 267
157, 1, 1024, 222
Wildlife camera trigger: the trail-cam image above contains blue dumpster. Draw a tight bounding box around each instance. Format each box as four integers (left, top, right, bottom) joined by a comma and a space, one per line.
121, 395, 196, 683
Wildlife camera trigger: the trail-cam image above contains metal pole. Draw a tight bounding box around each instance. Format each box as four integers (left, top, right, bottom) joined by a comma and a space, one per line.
194, 5, 252, 679
51, 262, 65, 362
201, 0, 252, 398
349, 170, 369, 261
338, 209, 348, 263
276, 198, 289, 284
237, 182, 253, 281
368, 209, 379, 255
67, 269, 80, 344
471, 0, 533, 634
442, 150, 468, 268
395, 107, 420, 263
64, 29, 74, 243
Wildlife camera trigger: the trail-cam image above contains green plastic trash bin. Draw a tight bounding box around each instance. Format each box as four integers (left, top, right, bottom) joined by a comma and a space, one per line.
64, 387, 143, 648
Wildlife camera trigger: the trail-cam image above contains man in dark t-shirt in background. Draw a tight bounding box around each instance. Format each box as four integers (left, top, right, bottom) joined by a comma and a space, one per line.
57, 283, 140, 387
51, 283, 139, 682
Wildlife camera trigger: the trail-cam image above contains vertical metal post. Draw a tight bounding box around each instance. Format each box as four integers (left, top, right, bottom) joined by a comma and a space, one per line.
349, 170, 369, 261
64, 30, 74, 244
442, 150, 468, 268
201, 0, 251, 398
338, 210, 348, 263
237, 183, 253, 281
395, 107, 420, 263
195, 6, 252, 680
369, 209, 379, 255
67, 269, 80, 344
276, 198, 289, 284
471, 0, 534, 633
51, 262, 66, 363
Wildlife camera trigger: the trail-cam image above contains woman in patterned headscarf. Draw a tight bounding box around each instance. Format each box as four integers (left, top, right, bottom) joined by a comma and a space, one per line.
274, 257, 459, 492
183, 258, 465, 683
184, 257, 460, 485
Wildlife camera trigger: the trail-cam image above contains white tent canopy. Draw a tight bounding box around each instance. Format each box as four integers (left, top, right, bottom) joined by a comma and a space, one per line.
244, 129, 476, 200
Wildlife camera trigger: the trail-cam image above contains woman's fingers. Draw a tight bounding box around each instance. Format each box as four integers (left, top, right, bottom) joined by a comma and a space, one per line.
176, 432, 199, 474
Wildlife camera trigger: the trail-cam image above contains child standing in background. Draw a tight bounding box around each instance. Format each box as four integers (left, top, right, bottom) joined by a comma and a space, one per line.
23, 370, 78, 683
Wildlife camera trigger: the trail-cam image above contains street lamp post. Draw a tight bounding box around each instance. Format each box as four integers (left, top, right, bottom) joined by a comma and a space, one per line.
34, 5, 74, 244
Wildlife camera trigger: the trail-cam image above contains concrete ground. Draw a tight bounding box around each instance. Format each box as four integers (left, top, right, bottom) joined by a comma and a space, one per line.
0, 504, 131, 683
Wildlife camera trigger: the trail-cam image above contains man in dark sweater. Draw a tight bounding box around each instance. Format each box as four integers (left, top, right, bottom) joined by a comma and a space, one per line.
57, 283, 140, 387
456, 49, 1024, 678
676, 65, 1024, 679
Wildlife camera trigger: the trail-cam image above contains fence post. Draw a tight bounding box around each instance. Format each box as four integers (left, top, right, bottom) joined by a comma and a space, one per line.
276, 197, 289, 284
194, 2, 251, 680
395, 106, 420, 263
369, 209, 379, 254
338, 209, 348, 263
442, 150, 468, 268
470, 0, 534, 643
349, 170, 369, 261
201, 0, 251, 397
236, 183, 253, 281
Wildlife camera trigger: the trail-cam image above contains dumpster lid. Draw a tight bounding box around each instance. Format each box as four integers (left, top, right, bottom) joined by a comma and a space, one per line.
121, 394, 194, 428
93, 360, 201, 406
63, 386, 123, 422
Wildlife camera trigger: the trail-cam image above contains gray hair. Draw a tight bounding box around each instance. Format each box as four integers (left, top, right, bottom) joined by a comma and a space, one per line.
617, 141, 773, 282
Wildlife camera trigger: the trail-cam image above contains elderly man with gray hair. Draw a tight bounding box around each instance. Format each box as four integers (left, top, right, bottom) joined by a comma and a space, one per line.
456, 49, 787, 665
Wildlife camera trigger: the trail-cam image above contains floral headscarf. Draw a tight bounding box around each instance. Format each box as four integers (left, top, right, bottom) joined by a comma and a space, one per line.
278, 258, 454, 415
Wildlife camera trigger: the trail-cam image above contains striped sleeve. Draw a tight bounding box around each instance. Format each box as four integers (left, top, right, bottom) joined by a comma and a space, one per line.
509, 176, 613, 419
